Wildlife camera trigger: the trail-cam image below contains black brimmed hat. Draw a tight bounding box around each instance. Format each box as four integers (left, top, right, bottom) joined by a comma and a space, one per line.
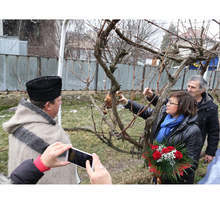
26, 76, 62, 101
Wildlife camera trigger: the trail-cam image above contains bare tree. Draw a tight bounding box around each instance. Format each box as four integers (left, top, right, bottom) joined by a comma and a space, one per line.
90, 19, 220, 156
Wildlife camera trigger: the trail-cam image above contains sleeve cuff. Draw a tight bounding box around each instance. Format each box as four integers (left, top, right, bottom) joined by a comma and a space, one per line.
146, 93, 155, 101
124, 100, 130, 109
33, 155, 51, 172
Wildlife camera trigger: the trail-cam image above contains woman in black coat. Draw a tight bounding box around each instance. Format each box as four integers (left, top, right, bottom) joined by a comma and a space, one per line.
120, 91, 203, 184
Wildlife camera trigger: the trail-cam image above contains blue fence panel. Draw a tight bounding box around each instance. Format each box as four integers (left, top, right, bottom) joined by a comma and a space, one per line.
170, 68, 185, 90
6, 55, 19, 90
125, 65, 133, 90
182, 69, 200, 90
0, 54, 219, 91
206, 70, 216, 89
41, 57, 58, 76
0, 55, 4, 90
133, 65, 144, 90
115, 64, 130, 90
144, 66, 158, 90
26, 57, 38, 82
97, 62, 111, 90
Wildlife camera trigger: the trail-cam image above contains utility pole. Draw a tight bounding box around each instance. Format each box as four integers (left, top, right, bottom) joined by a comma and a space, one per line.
57, 19, 69, 126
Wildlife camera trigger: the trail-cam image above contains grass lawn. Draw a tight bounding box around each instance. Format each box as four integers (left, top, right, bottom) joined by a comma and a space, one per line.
0, 91, 219, 184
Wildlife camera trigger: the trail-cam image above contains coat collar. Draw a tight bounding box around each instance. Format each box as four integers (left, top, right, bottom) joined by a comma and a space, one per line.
20, 98, 56, 125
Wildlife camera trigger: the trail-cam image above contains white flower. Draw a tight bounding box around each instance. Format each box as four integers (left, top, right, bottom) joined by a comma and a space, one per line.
156, 150, 177, 167
158, 145, 165, 152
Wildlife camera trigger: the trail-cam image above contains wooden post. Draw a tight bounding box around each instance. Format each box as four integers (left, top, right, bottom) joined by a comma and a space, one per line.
141, 64, 146, 92
3, 55, 7, 91
94, 61, 99, 92
181, 67, 186, 90
37, 56, 42, 77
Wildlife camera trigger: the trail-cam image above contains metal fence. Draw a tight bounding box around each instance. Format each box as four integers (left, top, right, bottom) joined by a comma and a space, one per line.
0, 36, 27, 56
0, 54, 219, 91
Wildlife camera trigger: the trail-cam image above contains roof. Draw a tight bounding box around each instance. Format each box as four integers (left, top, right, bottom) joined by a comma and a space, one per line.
180, 28, 207, 40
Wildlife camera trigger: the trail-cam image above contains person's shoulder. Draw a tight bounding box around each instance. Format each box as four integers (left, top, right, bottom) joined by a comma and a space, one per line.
186, 123, 202, 142
201, 93, 218, 110
185, 117, 201, 133
207, 99, 218, 110
206, 93, 218, 105
191, 123, 201, 132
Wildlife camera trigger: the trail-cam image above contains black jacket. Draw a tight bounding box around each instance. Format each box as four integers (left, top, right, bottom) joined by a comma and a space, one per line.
10, 159, 44, 184
147, 92, 219, 156
124, 100, 203, 183
197, 93, 219, 156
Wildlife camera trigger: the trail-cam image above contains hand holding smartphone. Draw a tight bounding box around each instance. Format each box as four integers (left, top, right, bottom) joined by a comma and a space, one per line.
66, 147, 93, 168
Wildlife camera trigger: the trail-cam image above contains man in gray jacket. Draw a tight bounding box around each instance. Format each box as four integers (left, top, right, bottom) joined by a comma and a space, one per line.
3, 76, 80, 184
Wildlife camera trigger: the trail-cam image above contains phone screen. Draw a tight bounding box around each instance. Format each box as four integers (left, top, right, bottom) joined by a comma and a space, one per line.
67, 148, 93, 168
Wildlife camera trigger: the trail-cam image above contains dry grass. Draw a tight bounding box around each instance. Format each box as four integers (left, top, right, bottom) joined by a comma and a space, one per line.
0, 91, 219, 184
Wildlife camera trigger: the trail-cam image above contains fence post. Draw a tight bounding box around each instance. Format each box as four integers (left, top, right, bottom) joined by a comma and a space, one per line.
27, 56, 30, 82
141, 64, 146, 92
212, 71, 217, 90
94, 61, 99, 91
181, 67, 186, 90
37, 56, 41, 77
3, 55, 7, 91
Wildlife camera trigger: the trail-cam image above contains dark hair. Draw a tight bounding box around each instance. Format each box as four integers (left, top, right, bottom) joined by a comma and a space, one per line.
30, 99, 55, 109
169, 91, 197, 116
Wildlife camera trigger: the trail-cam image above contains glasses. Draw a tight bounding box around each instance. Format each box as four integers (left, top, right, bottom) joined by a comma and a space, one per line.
167, 100, 178, 106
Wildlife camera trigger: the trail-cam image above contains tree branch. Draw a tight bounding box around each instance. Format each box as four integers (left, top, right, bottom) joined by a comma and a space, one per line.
90, 103, 141, 155
114, 25, 183, 63
94, 20, 121, 92
145, 19, 218, 56
109, 49, 128, 73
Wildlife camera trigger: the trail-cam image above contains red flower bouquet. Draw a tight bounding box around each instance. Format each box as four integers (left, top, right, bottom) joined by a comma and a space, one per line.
142, 143, 192, 182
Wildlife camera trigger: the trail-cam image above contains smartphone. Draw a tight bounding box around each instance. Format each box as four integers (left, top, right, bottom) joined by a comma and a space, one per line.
66, 147, 93, 168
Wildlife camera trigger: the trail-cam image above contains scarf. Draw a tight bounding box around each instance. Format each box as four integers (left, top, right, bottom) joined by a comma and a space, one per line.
156, 114, 184, 143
